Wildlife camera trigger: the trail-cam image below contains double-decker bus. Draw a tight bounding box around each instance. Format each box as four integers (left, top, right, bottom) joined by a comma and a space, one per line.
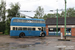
10, 17, 46, 38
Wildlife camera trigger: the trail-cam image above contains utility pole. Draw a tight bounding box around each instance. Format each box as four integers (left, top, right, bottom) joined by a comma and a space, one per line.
64, 0, 67, 39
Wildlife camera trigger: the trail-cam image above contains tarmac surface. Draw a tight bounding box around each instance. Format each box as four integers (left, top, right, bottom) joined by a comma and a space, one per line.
0, 35, 75, 50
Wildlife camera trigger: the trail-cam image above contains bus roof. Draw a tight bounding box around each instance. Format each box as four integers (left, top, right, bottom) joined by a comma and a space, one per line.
11, 17, 45, 21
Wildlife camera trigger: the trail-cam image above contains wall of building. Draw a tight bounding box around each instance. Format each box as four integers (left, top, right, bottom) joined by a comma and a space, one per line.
46, 25, 48, 35
71, 28, 75, 36
46, 25, 75, 36
60, 28, 65, 36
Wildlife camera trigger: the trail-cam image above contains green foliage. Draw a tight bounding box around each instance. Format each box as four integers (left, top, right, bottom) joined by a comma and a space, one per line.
43, 13, 61, 20
66, 8, 75, 17
0, 0, 6, 34
5, 19, 10, 34
0, 0, 6, 22
5, 2, 20, 35
34, 6, 44, 19
60, 11, 65, 17
0, 22, 5, 34
43, 14, 47, 20
0, 5, 1, 16
4, 29, 9, 35
7, 2, 20, 18
20, 15, 26, 18
61, 8, 75, 17
34, 16, 37, 19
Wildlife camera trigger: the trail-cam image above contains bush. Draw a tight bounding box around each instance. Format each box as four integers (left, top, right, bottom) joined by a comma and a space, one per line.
4, 29, 9, 35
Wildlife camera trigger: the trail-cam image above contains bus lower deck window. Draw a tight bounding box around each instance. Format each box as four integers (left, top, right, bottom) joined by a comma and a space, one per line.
28, 28, 31, 30
18, 27, 22, 30
23, 28, 27, 30
13, 27, 15, 30
16, 27, 17, 30
32, 28, 35, 31
38, 28, 41, 30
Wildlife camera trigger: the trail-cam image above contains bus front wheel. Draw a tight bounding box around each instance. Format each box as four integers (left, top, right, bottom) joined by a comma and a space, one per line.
19, 33, 25, 38
41, 33, 45, 37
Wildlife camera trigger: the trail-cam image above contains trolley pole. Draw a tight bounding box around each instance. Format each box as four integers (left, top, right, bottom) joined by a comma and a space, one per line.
58, 0, 70, 41
56, 9, 58, 36
64, 0, 67, 39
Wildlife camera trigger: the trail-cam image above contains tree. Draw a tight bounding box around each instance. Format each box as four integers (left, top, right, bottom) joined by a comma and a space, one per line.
0, 4, 1, 16
34, 16, 38, 19
4, 19, 10, 34
7, 2, 20, 18
60, 11, 65, 17
20, 15, 26, 18
0, 0, 6, 22
34, 6, 44, 19
5, 2, 20, 34
61, 8, 75, 17
66, 8, 75, 17
43, 14, 47, 20
0, 0, 6, 34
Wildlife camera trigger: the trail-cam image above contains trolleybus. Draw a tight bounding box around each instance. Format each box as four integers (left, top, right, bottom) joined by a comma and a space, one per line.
10, 17, 46, 37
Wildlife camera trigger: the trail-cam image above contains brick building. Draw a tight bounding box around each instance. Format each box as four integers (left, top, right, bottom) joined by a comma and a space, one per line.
46, 17, 75, 36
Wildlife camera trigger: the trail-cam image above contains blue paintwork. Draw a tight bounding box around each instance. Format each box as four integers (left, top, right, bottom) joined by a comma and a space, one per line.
10, 17, 46, 36
49, 28, 71, 36
11, 22, 45, 27
10, 17, 45, 27
10, 30, 46, 36
49, 32, 61, 36
49, 31, 71, 36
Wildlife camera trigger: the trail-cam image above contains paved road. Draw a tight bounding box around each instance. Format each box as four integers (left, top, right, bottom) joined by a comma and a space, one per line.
0, 35, 75, 50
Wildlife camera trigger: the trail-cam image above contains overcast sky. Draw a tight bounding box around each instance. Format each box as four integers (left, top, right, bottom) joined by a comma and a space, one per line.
4, 0, 75, 17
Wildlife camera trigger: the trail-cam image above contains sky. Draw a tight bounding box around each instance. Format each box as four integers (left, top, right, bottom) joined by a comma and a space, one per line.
3, 0, 75, 17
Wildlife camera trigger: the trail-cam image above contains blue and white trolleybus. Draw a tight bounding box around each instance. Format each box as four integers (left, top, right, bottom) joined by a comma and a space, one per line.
10, 17, 46, 37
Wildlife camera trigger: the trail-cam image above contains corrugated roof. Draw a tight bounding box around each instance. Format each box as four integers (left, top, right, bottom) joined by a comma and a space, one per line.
46, 17, 75, 25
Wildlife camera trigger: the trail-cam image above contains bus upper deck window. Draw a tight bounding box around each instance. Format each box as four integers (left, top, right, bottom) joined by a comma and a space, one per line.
42, 21, 43, 23
33, 20, 36, 23
22, 20, 25, 22
36, 21, 38, 23
13, 19, 17, 22
24, 20, 27, 23
37, 21, 40, 23
17, 19, 22, 22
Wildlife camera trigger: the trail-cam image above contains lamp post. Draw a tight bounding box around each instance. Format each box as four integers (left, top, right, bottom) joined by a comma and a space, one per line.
64, 0, 67, 39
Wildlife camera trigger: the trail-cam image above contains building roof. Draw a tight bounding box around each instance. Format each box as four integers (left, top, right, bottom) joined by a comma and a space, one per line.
46, 17, 75, 25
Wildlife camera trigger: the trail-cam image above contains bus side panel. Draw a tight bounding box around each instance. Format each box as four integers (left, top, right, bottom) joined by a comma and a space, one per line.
10, 30, 30, 36
10, 30, 19, 36
34, 31, 41, 36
